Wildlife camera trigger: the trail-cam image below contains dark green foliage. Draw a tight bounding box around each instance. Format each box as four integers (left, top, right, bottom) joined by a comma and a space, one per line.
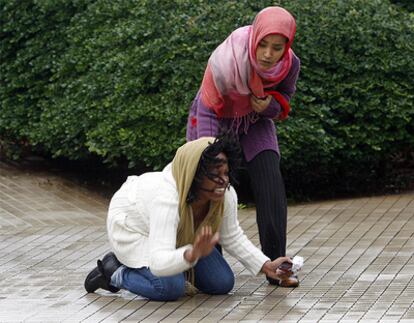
390, 0, 414, 11
1, 0, 257, 167
278, 0, 414, 197
0, 0, 88, 157
1, 0, 413, 198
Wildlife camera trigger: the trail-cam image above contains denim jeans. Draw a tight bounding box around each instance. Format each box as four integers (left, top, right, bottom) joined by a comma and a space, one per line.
111, 247, 235, 301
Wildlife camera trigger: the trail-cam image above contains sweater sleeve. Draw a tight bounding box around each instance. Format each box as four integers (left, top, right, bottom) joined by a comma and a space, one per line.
219, 187, 270, 275
195, 97, 220, 137
148, 191, 195, 276
259, 55, 301, 119
257, 97, 281, 119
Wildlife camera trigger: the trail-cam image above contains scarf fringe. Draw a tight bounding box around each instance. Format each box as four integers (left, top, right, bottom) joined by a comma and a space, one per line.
230, 112, 260, 135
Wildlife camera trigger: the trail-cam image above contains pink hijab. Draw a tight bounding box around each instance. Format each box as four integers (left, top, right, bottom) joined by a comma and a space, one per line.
200, 6, 296, 118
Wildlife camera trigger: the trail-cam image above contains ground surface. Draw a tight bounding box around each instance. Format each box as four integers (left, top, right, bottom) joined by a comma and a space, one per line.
1, 161, 413, 322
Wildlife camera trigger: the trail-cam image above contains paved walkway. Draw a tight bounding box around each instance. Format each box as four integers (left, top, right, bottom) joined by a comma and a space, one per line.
0, 160, 413, 322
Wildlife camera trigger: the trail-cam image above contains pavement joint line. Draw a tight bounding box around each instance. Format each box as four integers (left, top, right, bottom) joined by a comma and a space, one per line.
1, 162, 413, 322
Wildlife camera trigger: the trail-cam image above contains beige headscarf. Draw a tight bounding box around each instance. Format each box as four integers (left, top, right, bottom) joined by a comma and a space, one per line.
171, 137, 225, 249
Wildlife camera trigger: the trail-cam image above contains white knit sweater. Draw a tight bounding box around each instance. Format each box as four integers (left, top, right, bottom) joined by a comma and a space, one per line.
107, 163, 270, 277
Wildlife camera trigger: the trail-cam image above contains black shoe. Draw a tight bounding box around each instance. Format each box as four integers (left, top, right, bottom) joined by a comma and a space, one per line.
84, 252, 122, 293
267, 276, 279, 285
267, 275, 299, 287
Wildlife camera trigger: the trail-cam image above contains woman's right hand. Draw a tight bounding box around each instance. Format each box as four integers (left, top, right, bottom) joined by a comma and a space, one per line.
250, 94, 272, 113
184, 226, 219, 263
261, 256, 293, 280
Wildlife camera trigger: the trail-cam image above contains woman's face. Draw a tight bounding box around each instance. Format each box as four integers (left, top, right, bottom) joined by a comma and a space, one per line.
256, 34, 287, 70
197, 152, 229, 203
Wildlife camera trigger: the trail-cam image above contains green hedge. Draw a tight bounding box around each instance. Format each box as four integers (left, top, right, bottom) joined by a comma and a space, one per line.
390, 0, 414, 11
280, 0, 414, 196
1, 0, 413, 198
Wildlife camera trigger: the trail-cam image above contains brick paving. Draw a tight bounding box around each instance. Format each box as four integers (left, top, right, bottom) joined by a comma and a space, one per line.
0, 160, 413, 322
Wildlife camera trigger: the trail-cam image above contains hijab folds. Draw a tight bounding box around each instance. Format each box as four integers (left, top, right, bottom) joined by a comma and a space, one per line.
200, 6, 297, 119
171, 137, 224, 249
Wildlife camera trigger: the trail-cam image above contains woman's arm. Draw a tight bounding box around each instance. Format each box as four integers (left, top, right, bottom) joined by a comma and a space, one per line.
219, 188, 294, 279
148, 192, 195, 276
196, 97, 220, 137
258, 56, 301, 119
219, 187, 270, 275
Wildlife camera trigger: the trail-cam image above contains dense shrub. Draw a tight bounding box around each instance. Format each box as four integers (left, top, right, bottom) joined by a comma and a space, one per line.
1, 0, 260, 167
0, 0, 88, 157
390, 0, 414, 12
1, 0, 413, 198
279, 0, 414, 196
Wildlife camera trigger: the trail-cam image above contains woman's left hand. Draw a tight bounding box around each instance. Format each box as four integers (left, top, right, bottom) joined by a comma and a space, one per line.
261, 257, 293, 281
184, 226, 219, 263
250, 95, 272, 113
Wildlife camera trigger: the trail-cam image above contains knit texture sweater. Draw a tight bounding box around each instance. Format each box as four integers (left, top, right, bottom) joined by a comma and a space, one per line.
107, 163, 270, 277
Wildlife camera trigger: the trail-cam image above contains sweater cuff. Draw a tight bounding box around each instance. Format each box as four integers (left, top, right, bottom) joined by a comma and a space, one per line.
252, 253, 271, 276
258, 97, 281, 118
182, 244, 199, 268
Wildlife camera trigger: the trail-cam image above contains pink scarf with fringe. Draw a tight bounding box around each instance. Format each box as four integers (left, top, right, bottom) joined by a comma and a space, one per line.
200, 6, 296, 119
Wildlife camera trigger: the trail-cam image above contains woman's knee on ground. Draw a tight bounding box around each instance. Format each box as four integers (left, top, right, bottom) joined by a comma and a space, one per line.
197, 269, 235, 295
122, 269, 186, 301
152, 275, 186, 301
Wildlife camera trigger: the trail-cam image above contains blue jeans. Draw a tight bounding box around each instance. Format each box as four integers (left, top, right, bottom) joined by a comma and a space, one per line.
111, 247, 235, 301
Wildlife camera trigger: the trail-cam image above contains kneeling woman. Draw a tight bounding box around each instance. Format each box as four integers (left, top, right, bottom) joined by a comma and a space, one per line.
84, 136, 292, 301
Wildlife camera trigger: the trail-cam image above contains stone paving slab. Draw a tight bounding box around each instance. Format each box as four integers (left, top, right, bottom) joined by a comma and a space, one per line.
0, 161, 413, 322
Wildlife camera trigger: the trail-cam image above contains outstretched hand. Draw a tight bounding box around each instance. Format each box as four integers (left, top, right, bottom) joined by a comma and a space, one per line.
261, 256, 293, 281
184, 226, 219, 263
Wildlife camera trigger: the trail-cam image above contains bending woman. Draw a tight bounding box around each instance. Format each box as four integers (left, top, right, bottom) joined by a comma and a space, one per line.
84, 136, 293, 301
186, 7, 300, 287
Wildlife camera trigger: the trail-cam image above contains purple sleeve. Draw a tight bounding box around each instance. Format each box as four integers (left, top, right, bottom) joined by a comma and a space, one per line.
258, 55, 301, 119
186, 92, 219, 141
197, 99, 219, 137
257, 97, 281, 118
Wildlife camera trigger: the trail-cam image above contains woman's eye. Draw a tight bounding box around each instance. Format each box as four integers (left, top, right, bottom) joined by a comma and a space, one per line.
209, 173, 219, 179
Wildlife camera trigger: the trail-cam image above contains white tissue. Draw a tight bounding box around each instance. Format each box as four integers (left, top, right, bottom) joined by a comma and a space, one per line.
291, 255, 304, 274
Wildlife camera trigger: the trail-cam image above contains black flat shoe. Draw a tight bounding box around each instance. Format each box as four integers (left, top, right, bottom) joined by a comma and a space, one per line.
84, 252, 122, 293
267, 275, 299, 287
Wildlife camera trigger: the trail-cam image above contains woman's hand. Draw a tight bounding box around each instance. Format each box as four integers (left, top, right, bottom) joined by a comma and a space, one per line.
260, 256, 293, 281
250, 95, 272, 113
184, 226, 219, 263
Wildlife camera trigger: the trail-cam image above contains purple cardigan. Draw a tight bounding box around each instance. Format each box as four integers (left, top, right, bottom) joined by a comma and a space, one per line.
186, 55, 300, 162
